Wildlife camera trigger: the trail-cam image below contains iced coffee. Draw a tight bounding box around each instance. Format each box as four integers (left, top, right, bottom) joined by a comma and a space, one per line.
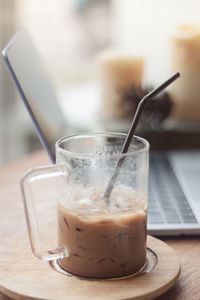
57, 185, 147, 279
21, 133, 149, 277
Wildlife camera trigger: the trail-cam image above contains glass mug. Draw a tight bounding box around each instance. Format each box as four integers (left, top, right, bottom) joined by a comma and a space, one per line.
21, 132, 149, 279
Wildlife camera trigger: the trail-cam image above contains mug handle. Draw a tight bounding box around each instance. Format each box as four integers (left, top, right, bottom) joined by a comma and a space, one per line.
21, 163, 69, 261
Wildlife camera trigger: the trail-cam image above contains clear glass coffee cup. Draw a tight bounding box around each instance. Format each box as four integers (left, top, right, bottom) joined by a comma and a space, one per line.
21, 132, 149, 279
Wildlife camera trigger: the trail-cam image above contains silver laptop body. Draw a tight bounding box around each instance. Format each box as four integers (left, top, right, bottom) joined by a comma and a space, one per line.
148, 151, 200, 235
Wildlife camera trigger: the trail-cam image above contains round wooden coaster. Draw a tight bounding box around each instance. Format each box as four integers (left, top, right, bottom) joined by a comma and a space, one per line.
0, 235, 180, 300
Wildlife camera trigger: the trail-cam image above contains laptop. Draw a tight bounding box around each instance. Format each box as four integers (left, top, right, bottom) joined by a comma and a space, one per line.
2, 30, 200, 236
2, 30, 68, 164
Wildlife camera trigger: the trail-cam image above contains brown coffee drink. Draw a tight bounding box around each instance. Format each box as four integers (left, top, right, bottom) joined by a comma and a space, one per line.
57, 186, 147, 279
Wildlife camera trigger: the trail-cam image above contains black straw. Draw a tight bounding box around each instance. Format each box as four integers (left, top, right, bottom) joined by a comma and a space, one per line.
103, 72, 180, 203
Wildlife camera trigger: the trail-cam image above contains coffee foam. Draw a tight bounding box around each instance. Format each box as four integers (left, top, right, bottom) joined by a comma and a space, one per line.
58, 185, 147, 215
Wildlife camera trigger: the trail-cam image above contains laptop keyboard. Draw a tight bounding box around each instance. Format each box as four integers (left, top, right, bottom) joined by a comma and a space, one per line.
148, 153, 198, 224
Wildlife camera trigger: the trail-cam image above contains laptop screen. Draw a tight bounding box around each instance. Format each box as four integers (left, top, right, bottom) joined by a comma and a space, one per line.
2, 30, 68, 163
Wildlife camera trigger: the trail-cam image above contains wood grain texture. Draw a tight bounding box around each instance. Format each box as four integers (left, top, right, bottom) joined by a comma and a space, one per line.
0, 150, 199, 300
0, 235, 180, 300
156, 237, 200, 300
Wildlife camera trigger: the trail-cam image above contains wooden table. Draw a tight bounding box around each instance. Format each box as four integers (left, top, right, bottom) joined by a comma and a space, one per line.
0, 151, 199, 300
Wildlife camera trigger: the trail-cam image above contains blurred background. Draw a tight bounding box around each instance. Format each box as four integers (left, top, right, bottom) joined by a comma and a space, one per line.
1, 0, 200, 165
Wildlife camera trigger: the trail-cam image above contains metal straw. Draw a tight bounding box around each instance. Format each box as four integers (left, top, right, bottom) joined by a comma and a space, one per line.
103, 72, 180, 204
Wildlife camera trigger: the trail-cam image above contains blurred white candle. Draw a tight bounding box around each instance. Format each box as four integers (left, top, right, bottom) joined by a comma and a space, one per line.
170, 25, 200, 121
98, 50, 144, 119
